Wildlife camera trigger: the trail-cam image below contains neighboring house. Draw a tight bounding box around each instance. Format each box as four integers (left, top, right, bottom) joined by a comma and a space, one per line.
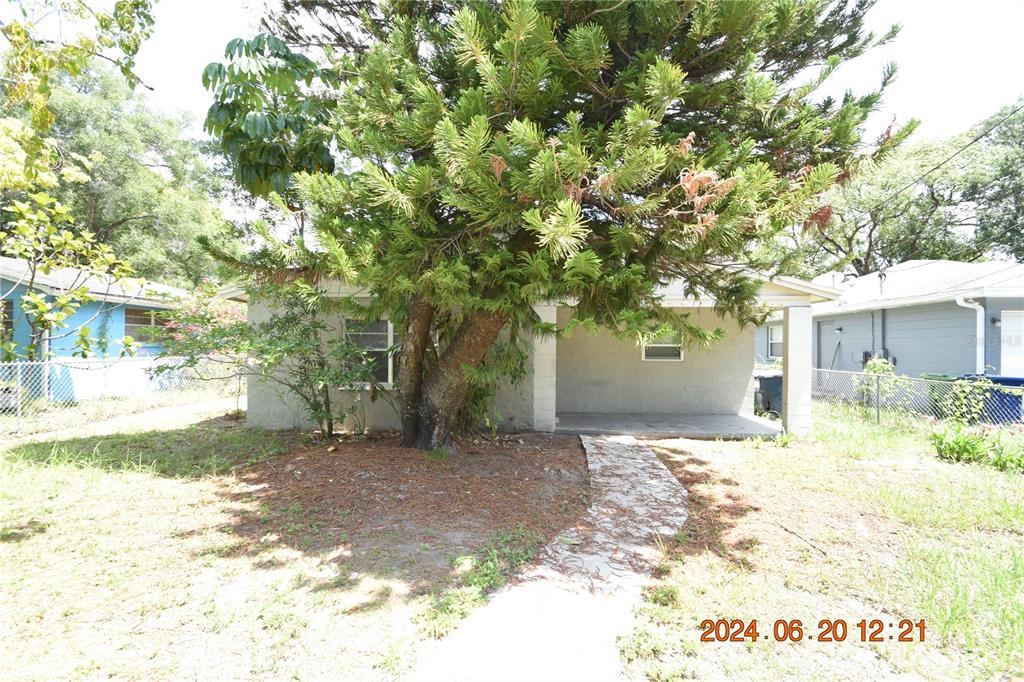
757, 260, 1024, 377
227, 274, 838, 436
0, 256, 186, 358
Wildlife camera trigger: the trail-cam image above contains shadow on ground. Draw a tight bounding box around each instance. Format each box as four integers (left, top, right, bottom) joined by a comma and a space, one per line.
5, 418, 591, 598
650, 446, 760, 568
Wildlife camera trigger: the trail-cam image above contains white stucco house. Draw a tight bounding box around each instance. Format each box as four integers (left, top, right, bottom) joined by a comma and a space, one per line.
226, 273, 837, 438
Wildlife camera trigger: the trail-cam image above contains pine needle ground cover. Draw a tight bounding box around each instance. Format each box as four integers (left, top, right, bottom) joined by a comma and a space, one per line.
0, 422, 587, 679
622, 404, 1024, 681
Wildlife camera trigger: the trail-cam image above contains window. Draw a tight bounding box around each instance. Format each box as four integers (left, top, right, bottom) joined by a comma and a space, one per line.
124, 308, 165, 343
768, 324, 784, 359
642, 331, 683, 361
344, 319, 397, 385
1, 299, 13, 340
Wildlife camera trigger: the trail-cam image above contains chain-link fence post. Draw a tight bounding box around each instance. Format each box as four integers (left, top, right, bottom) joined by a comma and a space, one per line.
875, 374, 881, 425
16, 361, 22, 419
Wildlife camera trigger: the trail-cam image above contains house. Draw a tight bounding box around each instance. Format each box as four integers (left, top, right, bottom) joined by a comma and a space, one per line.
756, 260, 1024, 377
227, 273, 838, 437
0, 256, 186, 358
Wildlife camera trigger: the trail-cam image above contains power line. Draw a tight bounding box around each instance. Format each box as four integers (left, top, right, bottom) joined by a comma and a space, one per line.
868, 101, 1023, 216
867, 101, 1024, 271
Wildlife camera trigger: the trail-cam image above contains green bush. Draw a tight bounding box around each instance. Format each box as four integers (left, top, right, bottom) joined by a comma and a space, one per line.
930, 423, 1024, 473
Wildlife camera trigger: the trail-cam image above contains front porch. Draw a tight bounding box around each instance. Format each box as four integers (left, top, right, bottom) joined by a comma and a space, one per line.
554, 412, 781, 439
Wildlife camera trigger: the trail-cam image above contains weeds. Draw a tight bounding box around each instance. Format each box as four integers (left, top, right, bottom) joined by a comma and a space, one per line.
930, 422, 1024, 473
417, 525, 543, 638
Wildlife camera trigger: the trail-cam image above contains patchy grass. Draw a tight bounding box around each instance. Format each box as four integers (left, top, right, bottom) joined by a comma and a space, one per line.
416, 525, 544, 638
5, 416, 294, 476
622, 403, 1024, 681
0, 419, 587, 680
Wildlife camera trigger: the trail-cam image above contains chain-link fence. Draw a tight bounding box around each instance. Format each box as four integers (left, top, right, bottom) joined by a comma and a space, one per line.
0, 356, 245, 440
812, 368, 1024, 427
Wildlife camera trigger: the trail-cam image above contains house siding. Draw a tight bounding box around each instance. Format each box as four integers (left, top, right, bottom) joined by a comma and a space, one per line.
555, 306, 753, 415
814, 310, 877, 371
1, 277, 167, 358
813, 302, 984, 377
881, 302, 976, 377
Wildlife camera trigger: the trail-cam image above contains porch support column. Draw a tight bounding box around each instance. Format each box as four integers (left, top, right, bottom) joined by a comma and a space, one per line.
532, 304, 557, 432
782, 305, 813, 436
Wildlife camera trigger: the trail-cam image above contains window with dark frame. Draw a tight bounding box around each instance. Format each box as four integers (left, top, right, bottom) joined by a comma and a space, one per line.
123, 308, 164, 343
344, 319, 396, 384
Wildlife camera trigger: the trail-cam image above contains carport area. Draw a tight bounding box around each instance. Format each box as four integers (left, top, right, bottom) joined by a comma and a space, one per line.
555, 412, 781, 439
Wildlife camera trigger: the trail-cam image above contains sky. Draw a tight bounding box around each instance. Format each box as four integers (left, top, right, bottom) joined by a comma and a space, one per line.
129, 0, 1024, 143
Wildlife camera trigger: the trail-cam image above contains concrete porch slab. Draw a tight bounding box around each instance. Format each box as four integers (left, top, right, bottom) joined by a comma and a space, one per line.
555, 412, 781, 439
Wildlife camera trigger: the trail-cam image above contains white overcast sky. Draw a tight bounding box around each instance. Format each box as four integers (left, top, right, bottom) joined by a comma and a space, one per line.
133, 0, 1024, 141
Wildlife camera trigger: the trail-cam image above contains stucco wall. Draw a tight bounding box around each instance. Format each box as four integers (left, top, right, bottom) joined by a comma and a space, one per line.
245, 301, 402, 432
555, 306, 754, 415
245, 301, 538, 433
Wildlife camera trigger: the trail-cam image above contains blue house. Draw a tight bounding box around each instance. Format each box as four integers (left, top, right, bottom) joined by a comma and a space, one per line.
0, 256, 187, 359
756, 260, 1024, 377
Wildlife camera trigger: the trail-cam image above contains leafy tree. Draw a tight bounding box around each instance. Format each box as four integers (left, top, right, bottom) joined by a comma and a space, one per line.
207, 0, 906, 449
0, 0, 156, 360
42, 66, 241, 286
967, 102, 1024, 262
160, 281, 383, 436
777, 102, 1024, 278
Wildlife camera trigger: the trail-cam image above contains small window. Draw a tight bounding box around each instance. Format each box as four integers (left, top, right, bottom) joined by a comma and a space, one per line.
768, 324, 784, 359
124, 308, 164, 343
642, 331, 683, 361
344, 319, 396, 385
1, 299, 14, 340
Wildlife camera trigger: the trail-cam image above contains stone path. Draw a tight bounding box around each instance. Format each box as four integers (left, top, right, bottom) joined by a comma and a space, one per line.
409, 435, 689, 682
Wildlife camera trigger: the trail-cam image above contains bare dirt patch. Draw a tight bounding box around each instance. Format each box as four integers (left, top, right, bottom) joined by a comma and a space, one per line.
220, 431, 590, 590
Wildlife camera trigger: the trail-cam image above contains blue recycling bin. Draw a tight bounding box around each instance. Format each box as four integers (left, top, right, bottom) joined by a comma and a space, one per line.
959, 375, 1024, 423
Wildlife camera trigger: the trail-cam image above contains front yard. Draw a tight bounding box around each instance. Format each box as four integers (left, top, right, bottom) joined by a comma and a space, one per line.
0, 417, 587, 680
622, 404, 1024, 681
2, 405, 1022, 680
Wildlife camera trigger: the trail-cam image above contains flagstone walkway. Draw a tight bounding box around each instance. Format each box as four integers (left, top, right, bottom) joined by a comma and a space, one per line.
409, 435, 689, 682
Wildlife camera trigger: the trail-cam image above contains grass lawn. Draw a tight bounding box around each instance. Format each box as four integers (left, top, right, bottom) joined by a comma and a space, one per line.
0, 415, 587, 680
621, 403, 1024, 681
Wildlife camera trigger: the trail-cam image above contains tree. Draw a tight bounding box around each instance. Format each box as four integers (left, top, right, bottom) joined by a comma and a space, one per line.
776, 102, 1024, 278
1, 1, 156, 360
776, 133, 980, 277
42, 66, 241, 287
207, 0, 907, 449
967, 102, 1024, 262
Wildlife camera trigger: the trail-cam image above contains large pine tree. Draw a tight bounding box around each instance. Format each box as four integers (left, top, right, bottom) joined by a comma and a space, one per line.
206, 0, 909, 448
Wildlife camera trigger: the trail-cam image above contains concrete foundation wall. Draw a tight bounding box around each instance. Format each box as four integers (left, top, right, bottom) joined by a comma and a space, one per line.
555, 307, 754, 415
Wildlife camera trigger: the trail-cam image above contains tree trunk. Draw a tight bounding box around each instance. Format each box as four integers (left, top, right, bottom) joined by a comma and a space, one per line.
412, 309, 508, 450
397, 295, 435, 446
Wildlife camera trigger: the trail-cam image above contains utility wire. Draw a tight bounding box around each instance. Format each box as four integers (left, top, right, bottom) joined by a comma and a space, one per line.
867, 101, 1024, 274
868, 101, 1024, 216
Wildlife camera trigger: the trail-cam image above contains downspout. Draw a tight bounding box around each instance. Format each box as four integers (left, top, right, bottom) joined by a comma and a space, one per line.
955, 296, 986, 375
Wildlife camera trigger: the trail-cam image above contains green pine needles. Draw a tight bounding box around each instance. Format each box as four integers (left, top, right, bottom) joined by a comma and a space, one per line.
206, 0, 908, 448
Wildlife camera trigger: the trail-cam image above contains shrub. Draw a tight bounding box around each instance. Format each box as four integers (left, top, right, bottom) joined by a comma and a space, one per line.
930, 422, 1024, 473
930, 422, 991, 464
